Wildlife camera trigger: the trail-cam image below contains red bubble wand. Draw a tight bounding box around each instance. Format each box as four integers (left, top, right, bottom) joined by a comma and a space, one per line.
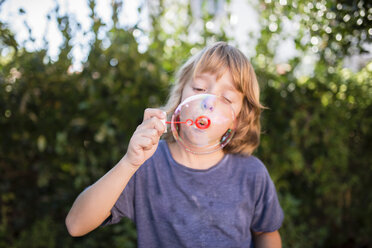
166, 115, 211, 129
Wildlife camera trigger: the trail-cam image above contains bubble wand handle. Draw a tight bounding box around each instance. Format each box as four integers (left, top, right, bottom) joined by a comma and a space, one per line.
166, 116, 211, 129
166, 119, 193, 125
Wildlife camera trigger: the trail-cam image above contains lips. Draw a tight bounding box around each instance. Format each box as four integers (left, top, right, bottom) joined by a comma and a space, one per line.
195, 115, 211, 129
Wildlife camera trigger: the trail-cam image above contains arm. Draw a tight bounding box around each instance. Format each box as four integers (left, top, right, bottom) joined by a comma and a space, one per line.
253, 230, 282, 248
65, 157, 138, 237
65, 109, 166, 237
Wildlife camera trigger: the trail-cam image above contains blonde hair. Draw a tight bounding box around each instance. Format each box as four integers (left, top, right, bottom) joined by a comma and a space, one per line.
162, 42, 264, 156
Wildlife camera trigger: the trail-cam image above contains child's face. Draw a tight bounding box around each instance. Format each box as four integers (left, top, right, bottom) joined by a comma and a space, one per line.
181, 70, 244, 118
174, 94, 236, 152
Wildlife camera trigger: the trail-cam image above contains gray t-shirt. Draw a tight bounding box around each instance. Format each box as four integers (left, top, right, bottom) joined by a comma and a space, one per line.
102, 140, 284, 248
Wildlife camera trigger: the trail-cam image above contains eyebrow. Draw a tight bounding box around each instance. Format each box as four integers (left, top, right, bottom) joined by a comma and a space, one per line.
194, 74, 242, 94
193, 74, 211, 83
222, 83, 237, 92
219, 81, 243, 97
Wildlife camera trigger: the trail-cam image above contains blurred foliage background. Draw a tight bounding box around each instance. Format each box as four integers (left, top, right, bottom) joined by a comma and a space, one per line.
0, 0, 371, 247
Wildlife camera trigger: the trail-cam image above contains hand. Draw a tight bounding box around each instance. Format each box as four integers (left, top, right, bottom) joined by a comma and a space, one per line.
124, 108, 166, 167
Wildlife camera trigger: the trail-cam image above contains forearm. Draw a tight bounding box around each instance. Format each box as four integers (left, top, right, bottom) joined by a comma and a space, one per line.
253, 230, 282, 248
65, 155, 138, 236
66, 108, 165, 237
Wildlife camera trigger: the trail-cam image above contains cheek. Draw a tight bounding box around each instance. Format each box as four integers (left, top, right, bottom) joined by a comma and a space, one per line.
233, 99, 244, 118
234, 105, 242, 117
181, 85, 194, 102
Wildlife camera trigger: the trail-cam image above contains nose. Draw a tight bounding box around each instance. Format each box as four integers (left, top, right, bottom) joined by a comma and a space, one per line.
200, 95, 216, 112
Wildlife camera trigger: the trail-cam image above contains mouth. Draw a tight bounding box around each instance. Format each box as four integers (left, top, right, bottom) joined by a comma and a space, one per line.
195, 115, 211, 129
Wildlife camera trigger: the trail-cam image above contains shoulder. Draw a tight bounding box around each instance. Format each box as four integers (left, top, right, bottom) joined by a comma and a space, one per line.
228, 153, 268, 175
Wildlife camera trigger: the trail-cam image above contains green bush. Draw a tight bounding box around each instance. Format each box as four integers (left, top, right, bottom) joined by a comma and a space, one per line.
1, 0, 371, 247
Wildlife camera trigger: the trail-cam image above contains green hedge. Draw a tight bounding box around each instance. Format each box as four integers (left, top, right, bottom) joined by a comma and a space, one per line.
1, 1, 371, 247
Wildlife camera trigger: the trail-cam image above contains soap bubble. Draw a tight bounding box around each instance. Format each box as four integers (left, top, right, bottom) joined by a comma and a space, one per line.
170, 94, 237, 154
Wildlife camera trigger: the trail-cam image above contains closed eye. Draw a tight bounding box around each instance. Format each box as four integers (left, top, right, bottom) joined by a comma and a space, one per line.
193, 87, 206, 92
223, 97, 232, 103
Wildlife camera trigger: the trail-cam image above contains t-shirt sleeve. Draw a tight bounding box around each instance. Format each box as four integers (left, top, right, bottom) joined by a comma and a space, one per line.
250, 167, 284, 233
100, 174, 136, 226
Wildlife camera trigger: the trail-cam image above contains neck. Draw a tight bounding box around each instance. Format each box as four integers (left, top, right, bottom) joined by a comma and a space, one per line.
168, 141, 225, 170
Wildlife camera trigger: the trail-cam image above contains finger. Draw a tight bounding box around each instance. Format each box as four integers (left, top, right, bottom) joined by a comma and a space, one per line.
140, 117, 166, 135
139, 128, 159, 145
152, 117, 167, 135
143, 108, 166, 122
136, 136, 154, 150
